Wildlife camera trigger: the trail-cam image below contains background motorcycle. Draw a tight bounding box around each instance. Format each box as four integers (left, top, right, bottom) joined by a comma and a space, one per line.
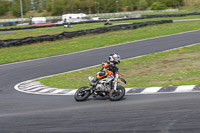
104, 22, 112, 25
74, 72, 126, 101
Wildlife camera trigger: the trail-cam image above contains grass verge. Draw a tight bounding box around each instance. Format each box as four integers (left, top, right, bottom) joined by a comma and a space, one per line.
39, 43, 200, 89
0, 20, 200, 65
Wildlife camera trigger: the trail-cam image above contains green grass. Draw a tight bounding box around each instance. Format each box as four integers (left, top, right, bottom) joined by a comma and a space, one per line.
1, 15, 200, 40
0, 20, 200, 65
39, 43, 200, 89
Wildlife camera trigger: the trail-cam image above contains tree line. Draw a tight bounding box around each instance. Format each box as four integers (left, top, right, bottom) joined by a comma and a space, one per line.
0, 0, 185, 17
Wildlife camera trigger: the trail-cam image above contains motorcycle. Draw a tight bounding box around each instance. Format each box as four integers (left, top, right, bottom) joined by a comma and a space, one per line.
104, 22, 112, 25
74, 72, 126, 102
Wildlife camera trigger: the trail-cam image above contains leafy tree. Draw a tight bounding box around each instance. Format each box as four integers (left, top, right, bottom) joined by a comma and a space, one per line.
37, 6, 43, 13
138, 0, 148, 10
150, 2, 167, 10
128, 0, 140, 11
3, 0, 188, 17
145, 0, 156, 6
0, 0, 11, 16
47, 3, 52, 12
32, 0, 40, 10
51, 0, 66, 15
82, 0, 94, 14
106, 0, 117, 13
63, 0, 80, 13
11, 0, 28, 17
158, 0, 184, 8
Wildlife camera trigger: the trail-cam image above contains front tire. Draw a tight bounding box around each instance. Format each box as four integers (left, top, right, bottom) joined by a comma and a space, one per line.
109, 86, 125, 101
74, 86, 90, 102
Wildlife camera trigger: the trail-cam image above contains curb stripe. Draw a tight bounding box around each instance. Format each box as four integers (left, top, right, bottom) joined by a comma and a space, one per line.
51, 89, 67, 94
36, 88, 55, 93
125, 88, 132, 94
28, 87, 47, 92
42, 89, 59, 93
193, 85, 200, 91
127, 88, 145, 93
24, 86, 41, 91
67, 90, 78, 95
14, 80, 200, 96
158, 86, 177, 92
141, 87, 162, 94
175, 85, 195, 92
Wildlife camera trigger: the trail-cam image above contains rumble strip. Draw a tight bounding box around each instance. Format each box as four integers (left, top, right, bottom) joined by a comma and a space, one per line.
15, 80, 200, 96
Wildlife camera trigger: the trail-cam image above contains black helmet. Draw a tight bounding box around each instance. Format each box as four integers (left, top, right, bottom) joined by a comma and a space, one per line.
109, 53, 121, 64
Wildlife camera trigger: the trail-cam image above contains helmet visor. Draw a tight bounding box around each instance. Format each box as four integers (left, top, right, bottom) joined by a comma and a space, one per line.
113, 54, 120, 63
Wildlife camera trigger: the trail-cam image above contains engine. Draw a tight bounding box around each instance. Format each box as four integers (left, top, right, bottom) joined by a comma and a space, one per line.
96, 83, 111, 92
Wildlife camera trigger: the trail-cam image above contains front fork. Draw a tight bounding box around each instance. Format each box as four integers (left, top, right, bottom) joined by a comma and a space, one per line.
114, 82, 118, 90
113, 73, 118, 90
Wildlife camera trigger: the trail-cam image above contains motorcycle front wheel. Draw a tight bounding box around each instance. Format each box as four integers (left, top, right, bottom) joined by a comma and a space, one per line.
74, 86, 91, 102
109, 86, 125, 101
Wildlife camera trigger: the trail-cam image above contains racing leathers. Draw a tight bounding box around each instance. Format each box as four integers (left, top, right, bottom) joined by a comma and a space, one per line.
90, 60, 118, 87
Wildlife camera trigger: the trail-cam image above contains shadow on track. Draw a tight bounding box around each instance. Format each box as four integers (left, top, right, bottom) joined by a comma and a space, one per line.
77, 96, 127, 102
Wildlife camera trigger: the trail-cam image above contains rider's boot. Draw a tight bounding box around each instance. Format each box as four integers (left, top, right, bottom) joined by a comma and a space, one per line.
93, 92, 98, 98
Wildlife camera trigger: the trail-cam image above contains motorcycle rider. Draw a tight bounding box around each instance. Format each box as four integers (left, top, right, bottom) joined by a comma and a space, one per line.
90, 53, 121, 88
104, 19, 112, 25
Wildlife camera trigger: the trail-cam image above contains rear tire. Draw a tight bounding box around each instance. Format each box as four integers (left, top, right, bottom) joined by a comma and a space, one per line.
109, 86, 125, 101
74, 86, 90, 102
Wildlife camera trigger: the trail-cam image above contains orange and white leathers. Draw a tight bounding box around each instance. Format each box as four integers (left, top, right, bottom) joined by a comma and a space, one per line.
90, 61, 118, 87
96, 61, 117, 80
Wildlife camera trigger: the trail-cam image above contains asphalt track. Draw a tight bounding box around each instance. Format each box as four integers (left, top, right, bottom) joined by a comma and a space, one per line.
1, 30, 200, 133
0, 30, 34, 34
0, 29, 48, 35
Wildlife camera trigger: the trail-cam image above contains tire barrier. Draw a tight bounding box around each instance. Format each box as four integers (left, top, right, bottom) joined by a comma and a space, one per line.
0, 20, 173, 48
0, 12, 199, 32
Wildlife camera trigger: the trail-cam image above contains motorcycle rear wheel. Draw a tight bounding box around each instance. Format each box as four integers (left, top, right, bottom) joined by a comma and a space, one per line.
109, 86, 125, 101
74, 86, 90, 102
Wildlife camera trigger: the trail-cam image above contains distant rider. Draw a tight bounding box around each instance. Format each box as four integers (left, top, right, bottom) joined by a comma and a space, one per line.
104, 19, 112, 25
90, 53, 121, 88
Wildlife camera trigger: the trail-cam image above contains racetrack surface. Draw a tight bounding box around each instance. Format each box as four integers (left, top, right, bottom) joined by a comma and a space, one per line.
0, 30, 34, 34
1, 30, 200, 132
0, 29, 47, 35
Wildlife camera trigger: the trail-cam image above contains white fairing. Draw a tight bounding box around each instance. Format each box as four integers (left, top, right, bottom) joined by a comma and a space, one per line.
88, 76, 94, 81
